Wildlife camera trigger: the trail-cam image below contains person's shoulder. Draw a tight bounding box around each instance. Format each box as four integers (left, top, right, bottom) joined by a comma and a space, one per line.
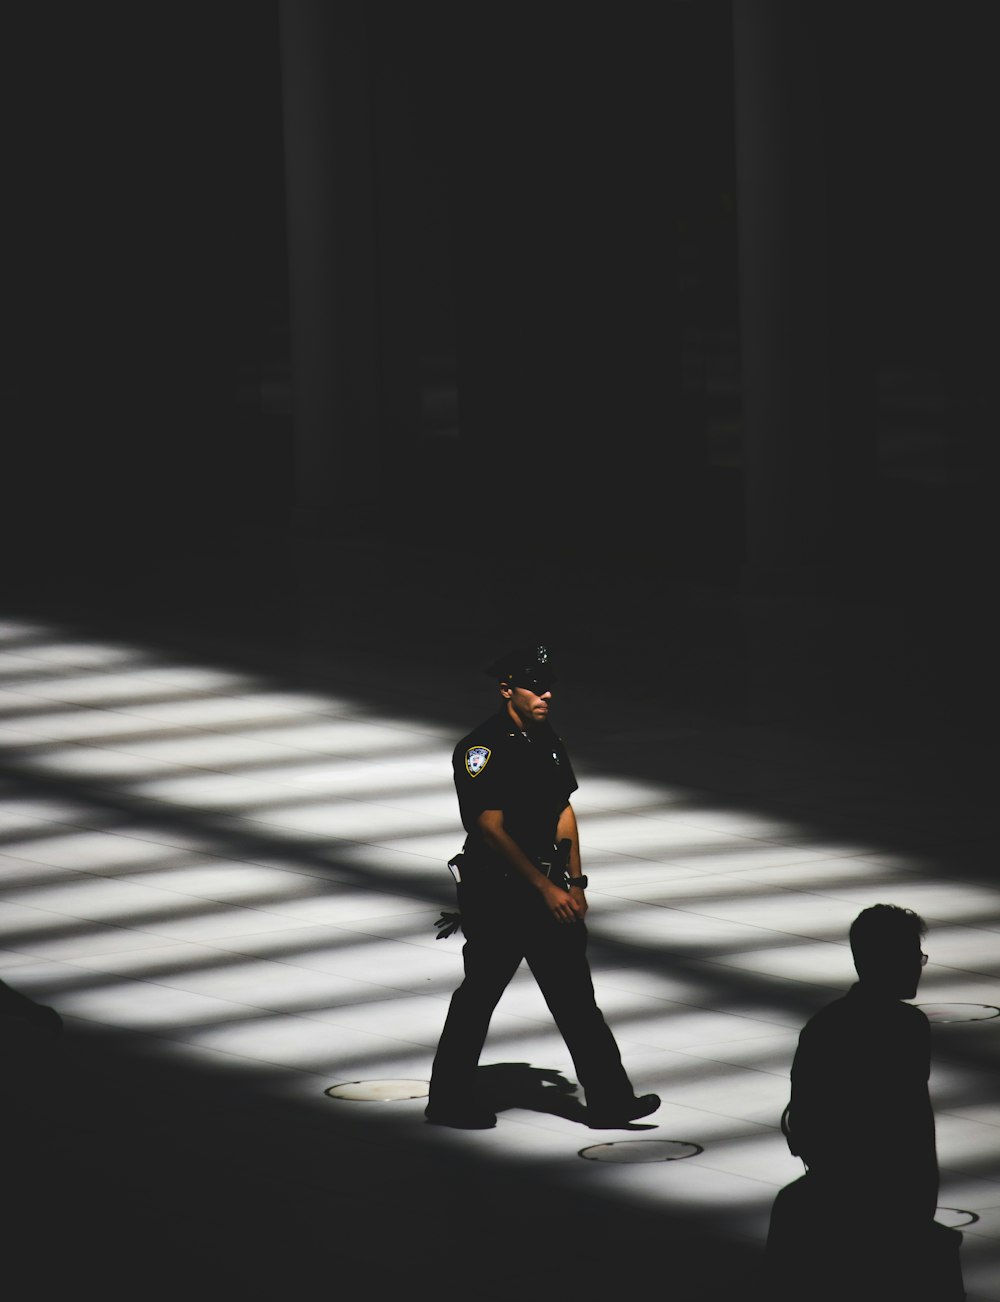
812, 988, 854, 1020
898, 1000, 930, 1029
799, 993, 849, 1036
453, 709, 511, 757
841, 985, 930, 1035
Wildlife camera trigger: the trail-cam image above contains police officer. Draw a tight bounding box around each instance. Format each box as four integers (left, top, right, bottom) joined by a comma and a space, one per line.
425, 645, 660, 1130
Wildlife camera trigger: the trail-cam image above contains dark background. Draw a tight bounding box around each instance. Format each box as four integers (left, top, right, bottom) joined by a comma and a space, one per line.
2, 9, 997, 1297
4, 1, 995, 744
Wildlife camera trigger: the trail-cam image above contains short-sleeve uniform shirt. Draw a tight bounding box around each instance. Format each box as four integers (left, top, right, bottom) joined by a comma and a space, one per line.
453, 706, 578, 864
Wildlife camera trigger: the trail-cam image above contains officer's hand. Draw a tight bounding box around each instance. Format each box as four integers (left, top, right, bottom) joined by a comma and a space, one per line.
543, 880, 582, 923
569, 883, 588, 917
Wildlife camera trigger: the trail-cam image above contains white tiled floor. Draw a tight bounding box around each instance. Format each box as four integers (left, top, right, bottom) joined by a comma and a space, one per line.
1, 611, 997, 1301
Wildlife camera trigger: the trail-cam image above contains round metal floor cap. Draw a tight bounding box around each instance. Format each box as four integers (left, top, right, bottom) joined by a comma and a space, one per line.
579, 1139, 703, 1163
325, 1079, 428, 1102
916, 1003, 1000, 1024
936, 1207, 979, 1229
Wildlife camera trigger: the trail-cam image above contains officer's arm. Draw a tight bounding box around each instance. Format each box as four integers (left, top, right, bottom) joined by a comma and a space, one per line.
555, 804, 582, 877
555, 804, 588, 914
476, 809, 582, 921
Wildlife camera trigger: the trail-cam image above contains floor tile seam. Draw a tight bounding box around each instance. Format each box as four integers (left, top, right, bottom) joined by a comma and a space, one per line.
624, 1041, 797, 1081
0, 955, 431, 1020
692, 951, 843, 993
0, 683, 445, 738
585, 811, 805, 849
585, 983, 808, 1036
919, 963, 1000, 982
667, 881, 1000, 935
0, 827, 125, 860
0, 813, 458, 899
596, 928, 1000, 982
580, 843, 856, 872
588, 986, 803, 1032
669, 1152, 792, 1192
53, 981, 447, 1050
0, 666, 343, 704
0, 815, 194, 854
640, 854, 918, 878
2, 720, 443, 765
0, 929, 438, 984
136, 768, 455, 811
0, 943, 455, 1008
0, 666, 257, 695
0, 892, 447, 955
0, 707, 355, 748
109, 757, 455, 805
4, 843, 460, 915
760, 885, 1000, 936
586, 879, 824, 905
952, 1221, 1000, 1243
938, 1185, 1000, 1212
0, 935, 221, 967
936, 1106, 1000, 1129
935, 1177, 1000, 1209
0, 684, 301, 716
591, 896, 860, 945
0, 861, 424, 912
123, 802, 456, 855
583, 1087, 788, 1137
183, 794, 457, 835
55, 1013, 363, 1080
616, 814, 871, 850
13, 741, 279, 785
149, 927, 460, 983
23, 786, 463, 848
953, 1185, 1000, 1208
0, 849, 391, 897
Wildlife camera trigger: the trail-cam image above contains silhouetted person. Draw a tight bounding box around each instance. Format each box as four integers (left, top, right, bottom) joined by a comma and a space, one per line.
765, 904, 964, 1300
0, 977, 63, 1038
1, 975, 63, 1119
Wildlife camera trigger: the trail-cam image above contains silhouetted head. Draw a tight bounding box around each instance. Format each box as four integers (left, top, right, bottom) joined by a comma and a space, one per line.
484, 644, 557, 694
849, 903, 927, 999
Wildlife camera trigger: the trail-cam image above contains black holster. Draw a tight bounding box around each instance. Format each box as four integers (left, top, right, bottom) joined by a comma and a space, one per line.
537, 838, 573, 891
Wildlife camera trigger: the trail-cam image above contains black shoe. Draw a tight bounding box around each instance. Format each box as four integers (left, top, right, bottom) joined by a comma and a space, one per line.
586, 1092, 660, 1128
424, 1105, 497, 1130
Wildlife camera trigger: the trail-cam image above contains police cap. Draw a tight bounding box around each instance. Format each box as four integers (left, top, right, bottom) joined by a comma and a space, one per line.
484, 644, 557, 693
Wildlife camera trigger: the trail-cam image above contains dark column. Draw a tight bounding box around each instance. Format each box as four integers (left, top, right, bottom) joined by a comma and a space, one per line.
278, 0, 383, 538
732, 0, 836, 598
447, 10, 684, 646
731, 1, 880, 726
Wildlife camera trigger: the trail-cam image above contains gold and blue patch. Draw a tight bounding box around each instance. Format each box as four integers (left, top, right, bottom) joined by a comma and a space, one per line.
465, 745, 491, 777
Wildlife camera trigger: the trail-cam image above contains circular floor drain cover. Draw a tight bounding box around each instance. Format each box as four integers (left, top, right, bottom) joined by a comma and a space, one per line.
325, 1079, 428, 1102
916, 1003, 1000, 1024
936, 1207, 979, 1229
579, 1139, 703, 1163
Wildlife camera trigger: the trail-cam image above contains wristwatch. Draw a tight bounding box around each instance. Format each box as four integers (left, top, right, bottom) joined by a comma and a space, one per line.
568, 876, 588, 889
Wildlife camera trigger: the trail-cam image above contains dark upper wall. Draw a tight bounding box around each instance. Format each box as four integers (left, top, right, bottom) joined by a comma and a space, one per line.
5, 3, 995, 679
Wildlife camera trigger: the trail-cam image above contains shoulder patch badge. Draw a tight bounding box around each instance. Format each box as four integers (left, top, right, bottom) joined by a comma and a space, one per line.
465, 745, 491, 777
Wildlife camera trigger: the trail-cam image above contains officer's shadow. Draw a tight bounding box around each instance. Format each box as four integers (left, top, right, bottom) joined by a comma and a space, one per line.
475, 1062, 657, 1130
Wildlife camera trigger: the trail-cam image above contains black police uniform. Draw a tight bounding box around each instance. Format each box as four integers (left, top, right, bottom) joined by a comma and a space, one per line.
425, 695, 641, 1125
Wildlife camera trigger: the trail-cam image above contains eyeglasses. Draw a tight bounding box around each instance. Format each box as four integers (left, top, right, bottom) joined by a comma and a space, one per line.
920, 951, 929, 966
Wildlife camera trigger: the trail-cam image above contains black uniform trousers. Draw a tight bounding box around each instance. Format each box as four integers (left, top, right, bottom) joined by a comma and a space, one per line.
428, 874, 634, 1112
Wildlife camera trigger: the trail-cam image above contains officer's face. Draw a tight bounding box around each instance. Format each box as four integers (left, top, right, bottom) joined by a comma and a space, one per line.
503, 682, 552, 728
